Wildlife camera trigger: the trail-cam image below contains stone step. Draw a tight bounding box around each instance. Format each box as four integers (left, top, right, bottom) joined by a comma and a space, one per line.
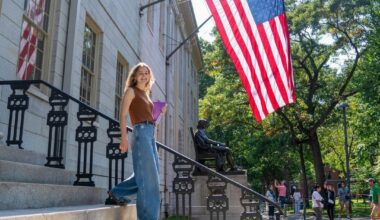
0, 204, 137, 220
0, 145, 46, 166
0, 160, 75, 185
0, 182, 107, 210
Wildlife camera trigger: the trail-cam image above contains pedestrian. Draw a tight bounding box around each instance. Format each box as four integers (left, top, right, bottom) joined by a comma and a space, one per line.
266, 184, 276, 219
337, 182, 350, 219
326, 183, 336, 220
367, 178, 380, 220
293, 187, 302, 215
275, 180, 287, 209
108, 62, 166, 220
312, 184, 324, 220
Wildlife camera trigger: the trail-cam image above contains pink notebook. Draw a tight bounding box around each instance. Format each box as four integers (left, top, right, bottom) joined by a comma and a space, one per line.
152, 101, 166, 123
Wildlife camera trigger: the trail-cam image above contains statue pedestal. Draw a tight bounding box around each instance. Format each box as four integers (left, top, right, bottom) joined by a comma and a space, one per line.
190, 172, 249, 220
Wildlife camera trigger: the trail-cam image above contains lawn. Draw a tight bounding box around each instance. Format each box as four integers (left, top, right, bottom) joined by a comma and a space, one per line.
285, 199, 371, 218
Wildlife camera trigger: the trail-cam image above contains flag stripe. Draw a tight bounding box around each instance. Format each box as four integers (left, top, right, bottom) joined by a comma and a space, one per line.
206, 0, 296, 121
229, 0, 280, 114
207, 0, 264, 119
240, 0, 287, 108
220, 0, 273, 115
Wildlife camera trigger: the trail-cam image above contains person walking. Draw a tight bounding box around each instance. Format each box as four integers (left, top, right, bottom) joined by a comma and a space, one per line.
312, 184, 324, 220
293, 187, 302, 215
337, 182, 350, 219
367, 178, 380, 220
275, 180, 287, 209
108, 62, 166, 220
266, 184, 276, 219
326, 183, 336, 220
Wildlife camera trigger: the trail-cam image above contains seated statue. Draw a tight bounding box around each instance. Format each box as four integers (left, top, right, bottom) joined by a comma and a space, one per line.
194, 119, 239, 172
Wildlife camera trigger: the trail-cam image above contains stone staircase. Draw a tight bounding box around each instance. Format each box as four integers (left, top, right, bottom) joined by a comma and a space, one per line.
0, 144, 136, 219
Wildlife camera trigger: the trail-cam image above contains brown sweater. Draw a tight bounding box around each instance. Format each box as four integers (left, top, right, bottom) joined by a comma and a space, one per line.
129, 87, 154, 125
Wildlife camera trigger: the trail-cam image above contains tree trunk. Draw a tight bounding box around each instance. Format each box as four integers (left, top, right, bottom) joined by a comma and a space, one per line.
308, 129, 325, 187
298, 144, 309, 207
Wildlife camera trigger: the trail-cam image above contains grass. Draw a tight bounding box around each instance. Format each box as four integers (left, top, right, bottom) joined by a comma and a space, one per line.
285, 198, 371, 218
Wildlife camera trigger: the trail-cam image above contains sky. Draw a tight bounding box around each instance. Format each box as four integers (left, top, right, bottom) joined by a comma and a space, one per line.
191, 0, 215, 42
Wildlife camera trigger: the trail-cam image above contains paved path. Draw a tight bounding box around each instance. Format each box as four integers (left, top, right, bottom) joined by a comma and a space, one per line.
284, 214, 370, 220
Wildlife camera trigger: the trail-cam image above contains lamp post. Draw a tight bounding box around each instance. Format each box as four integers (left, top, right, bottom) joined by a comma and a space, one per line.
338, 102, 350, 209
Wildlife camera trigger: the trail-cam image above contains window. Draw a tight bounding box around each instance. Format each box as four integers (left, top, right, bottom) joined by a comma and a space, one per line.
80, 18, 100, 107
159, 2, 165, 51
16, 0, 51, 81
115, 55, 128, 119
147, 0, 154, 31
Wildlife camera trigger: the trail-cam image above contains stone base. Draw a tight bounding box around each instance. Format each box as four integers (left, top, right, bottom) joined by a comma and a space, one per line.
190, 173, 249, 220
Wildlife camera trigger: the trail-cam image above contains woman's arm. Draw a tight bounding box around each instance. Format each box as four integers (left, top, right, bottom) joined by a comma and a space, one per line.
119, 88, 135, 153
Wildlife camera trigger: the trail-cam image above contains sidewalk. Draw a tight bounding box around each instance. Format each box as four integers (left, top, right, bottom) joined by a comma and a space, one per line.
285, 214, 370, 220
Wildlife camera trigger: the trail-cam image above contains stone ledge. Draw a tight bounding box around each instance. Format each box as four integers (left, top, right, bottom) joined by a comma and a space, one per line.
0, 182, 107, 210
0, 160, 75, 185
0, 204, 136, 220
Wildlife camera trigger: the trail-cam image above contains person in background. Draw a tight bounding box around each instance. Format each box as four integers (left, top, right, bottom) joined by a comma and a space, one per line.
367, 178, 380, 220
326, 183, 336, 220
337, 182, 350, 219
266, 184, 276, 219
312, 184, 324, 220
293, 187, 302, 215
275, 180, 287, 209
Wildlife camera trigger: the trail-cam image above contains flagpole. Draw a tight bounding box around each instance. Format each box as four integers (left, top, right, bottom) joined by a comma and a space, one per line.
166, 15, 212, 64
140, 0, 166, 16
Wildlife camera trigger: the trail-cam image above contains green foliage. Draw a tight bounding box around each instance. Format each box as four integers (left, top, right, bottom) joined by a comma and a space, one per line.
197, 0, 378, 192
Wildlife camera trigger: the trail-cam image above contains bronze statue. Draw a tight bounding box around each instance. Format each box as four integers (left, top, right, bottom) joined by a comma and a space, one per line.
194, 119, 239, 172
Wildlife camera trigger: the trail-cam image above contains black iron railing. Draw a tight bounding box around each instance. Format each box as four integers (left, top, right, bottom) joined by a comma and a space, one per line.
0, 80, 127, 195
0, 80, 283, 219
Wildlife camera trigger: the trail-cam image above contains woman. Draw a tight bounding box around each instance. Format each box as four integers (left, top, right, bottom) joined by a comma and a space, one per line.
274, 180, 287, 209
326, 183, 335, 220
109, 62, 166, 220
293, 187, 302, 215
337, 182, 350, 219
312, 184, 324, 220
266, 184, 276, 219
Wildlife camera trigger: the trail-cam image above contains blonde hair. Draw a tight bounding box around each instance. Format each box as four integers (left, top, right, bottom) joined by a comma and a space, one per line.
124, 62, 155, 94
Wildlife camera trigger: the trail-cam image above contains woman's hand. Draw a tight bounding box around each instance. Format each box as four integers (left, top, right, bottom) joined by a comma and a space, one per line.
120, 138, 128, 153
161, 104, 168, 114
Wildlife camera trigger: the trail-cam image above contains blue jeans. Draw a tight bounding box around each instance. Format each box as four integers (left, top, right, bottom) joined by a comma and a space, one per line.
294, 199, 301, 214
110, 123, 160, 220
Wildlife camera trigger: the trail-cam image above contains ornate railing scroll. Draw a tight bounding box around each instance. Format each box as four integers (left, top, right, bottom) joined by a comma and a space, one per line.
6, 83, 30, 149
45, 90, 68, 168
172, 155, 195, 218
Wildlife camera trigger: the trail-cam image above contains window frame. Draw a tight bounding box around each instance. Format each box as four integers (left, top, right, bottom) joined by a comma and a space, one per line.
114, 54, 129, 119
147, 0, 154, 33
79, 16, 102, 108
159, 1, 165, 52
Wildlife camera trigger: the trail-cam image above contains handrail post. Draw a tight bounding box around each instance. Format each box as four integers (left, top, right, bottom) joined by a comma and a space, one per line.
45, 89, 69, 168
6, 83, 30, 149
105, 120, 127, 204
73, 104, 97, 186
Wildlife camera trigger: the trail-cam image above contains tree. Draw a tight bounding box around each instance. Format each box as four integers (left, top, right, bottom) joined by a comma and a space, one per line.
276, 0, 372, 186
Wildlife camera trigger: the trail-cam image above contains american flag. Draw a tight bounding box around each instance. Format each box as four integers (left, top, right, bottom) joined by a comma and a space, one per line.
16, 0, 45, 80
206, 0, 295, 122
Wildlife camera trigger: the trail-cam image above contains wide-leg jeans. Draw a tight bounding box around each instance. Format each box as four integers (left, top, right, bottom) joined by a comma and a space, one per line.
110, 123, 160, 220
